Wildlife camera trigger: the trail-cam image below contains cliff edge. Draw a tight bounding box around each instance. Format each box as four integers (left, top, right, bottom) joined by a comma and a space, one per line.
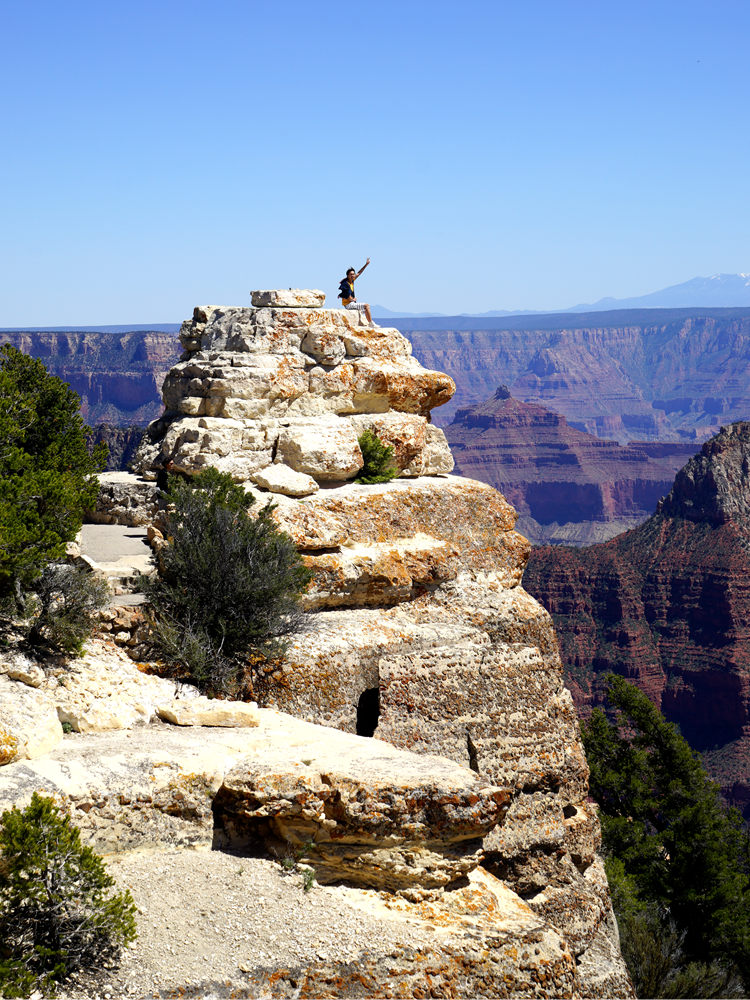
2, 292, 632, 997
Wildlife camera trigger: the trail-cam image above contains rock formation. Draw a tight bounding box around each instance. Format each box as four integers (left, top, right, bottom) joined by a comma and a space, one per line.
134, 293, 455, 487
524, 422, 750, 819
445, 387, 697, 545
2, 293, 632, 997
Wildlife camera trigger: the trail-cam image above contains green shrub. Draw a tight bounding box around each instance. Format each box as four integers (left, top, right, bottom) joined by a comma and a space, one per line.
0, 793, 136, 997
355, 429, 398, 484
142, 467, 311, 696
26, 564, 110, 655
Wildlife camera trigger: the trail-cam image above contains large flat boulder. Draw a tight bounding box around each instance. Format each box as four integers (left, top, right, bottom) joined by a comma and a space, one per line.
0, 709, 509, 893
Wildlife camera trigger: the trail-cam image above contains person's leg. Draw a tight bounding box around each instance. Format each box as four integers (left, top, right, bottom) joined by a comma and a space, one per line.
364, 303, 372, 324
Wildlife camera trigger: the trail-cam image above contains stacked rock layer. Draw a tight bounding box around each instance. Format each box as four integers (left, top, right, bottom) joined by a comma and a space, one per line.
130, 292, 631, 996
136, 290, 455, 491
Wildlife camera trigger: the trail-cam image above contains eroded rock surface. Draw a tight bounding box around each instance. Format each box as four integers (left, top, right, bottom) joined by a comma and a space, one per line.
134, 301, 455, 487
525, 421, 750, 821
60, 292, 632, 996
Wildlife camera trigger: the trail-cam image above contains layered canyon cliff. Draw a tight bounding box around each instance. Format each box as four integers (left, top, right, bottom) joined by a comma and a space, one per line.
524, 422, 750, 818
445, 386, 696, 545
0, 329, 180, 426
404, 308, 750, 441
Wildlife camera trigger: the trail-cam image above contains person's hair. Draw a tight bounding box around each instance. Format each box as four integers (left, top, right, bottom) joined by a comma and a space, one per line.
346, 267, 355, 275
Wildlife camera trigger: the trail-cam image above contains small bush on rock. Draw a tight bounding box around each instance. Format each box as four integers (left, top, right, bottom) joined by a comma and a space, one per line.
143, 467, 311, 696
355, 430, 398, 484
26, 564, 110, 655
0, 793, 136, 998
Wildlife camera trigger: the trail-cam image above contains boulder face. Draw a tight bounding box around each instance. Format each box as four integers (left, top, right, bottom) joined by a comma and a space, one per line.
445, 388, 697, 545
524, 422, 750, 819
135, 300, 455, 487
127, 294, 631, 995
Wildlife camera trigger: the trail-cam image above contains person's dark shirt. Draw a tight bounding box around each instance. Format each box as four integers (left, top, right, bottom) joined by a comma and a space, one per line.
338, 278, 355, 301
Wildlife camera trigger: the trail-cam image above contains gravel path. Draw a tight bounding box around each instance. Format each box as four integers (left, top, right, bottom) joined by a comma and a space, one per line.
58, 847, 440, 999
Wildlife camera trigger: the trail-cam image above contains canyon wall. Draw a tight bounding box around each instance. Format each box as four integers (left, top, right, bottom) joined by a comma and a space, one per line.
0, 329, 181, 426
404, 309, 750, 440
6, 308, 750, 446
445, 386, 696, 544
524, 422, 750, 818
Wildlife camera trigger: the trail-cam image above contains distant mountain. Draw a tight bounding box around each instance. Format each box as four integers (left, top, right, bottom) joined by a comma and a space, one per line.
375, 273, 750, 319
565, 273, 750, 312
371, 305, 447, 319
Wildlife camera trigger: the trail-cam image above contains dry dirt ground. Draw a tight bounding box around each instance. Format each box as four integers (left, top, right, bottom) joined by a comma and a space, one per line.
57, 847, 440, 1000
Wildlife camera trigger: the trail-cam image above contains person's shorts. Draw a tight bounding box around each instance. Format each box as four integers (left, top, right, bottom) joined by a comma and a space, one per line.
344, 302, 367, 313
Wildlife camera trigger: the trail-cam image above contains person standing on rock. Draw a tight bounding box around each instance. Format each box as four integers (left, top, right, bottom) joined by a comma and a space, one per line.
338, 259, 373, 324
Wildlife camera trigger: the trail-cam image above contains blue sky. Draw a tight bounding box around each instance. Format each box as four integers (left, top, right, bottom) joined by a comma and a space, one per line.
2, 0, 749, 323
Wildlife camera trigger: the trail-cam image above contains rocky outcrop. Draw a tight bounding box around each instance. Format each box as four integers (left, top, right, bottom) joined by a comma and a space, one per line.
524, 422, 750, 819
128, 294, 631, 994
445, 387, 697, 545
403, 309, 750, 441
134, 303, 455, 486
4, 294, 632, 996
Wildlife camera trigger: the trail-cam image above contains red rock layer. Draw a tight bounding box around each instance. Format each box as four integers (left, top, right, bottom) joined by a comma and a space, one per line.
523, 422, 750, 816
445, 388, 695, 530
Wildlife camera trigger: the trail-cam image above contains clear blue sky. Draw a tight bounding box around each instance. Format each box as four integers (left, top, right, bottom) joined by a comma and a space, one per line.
3, 0, 749, 323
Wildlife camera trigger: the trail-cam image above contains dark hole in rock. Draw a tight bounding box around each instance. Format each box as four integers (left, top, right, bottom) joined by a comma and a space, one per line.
466, 731, 480, 773
356, 687, 380, 737
563, 805, 578, 819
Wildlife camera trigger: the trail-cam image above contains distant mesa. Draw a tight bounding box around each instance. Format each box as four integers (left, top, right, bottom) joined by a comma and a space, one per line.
444, 387, 696, 546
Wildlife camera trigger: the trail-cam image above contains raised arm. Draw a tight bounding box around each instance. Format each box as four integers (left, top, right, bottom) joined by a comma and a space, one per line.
355, 257, 371, 279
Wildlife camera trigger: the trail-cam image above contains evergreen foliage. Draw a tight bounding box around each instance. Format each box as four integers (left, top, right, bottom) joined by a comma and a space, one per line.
582, 674, 750, 996
143, 468, 312, 695
0, 345, 105, 603
355, 430, 399, 484
0, 793, 136, 997
26, 564, 110, 655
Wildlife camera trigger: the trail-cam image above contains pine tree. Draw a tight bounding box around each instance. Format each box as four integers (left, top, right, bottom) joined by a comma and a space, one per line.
356, 430, 399, 484
0, 794, 136, 997
583, 674, 750, 993
143, 467, 311, 695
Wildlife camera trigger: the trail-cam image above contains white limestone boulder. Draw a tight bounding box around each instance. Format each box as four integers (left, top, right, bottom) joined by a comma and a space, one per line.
0, 675, 63, 763
252, 463, 319, 497
158, 697, 261, 727
401, 424, 455, 476
251, 289, 325, 308
43, 639, 197, 734
276, 421, 363, 481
